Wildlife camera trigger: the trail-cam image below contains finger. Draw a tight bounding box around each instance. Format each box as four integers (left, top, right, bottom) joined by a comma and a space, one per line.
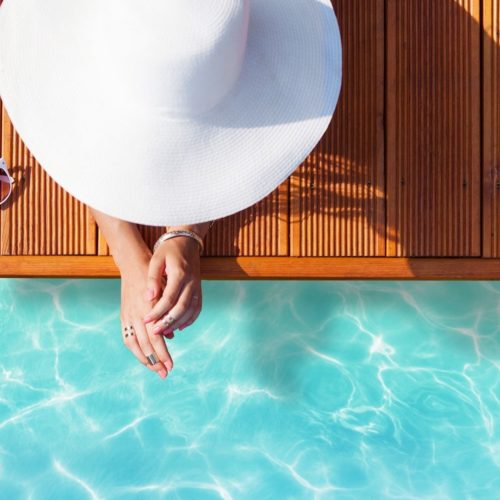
144, 253, 166, 302
155, 322, 176, 338
152, 282, 197, 334
178, 295, 203, 331
145, 320, 174, 372
157, 328, 175, 340
152, 275, 167, 305
133, 318, 170, 377
143, 270, 184, 324
151, 281, 195, 333
170, 290, 202, 332
160, 291, 202, 339
121, 321, 156, 372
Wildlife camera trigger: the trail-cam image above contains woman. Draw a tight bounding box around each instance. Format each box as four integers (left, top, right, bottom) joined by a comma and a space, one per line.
0, 0, 342, 381
90, 208, 213, 379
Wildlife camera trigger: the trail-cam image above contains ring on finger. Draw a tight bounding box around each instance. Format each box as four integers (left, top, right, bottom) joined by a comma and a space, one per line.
146, 352, 159, 365
161, 314, 176, 328
161, 294, 199, 333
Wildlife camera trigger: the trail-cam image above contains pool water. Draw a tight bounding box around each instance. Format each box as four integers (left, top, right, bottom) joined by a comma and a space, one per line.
0, 278, 499, 499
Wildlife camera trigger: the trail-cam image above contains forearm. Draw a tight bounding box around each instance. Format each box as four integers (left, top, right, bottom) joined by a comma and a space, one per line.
89, 207, 152, 273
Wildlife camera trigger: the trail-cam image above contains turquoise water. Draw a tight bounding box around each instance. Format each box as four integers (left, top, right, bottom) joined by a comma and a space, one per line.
0, 279, 499, 499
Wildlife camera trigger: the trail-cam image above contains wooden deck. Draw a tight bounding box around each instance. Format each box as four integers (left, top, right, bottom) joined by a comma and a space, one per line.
1, 0, 500, 279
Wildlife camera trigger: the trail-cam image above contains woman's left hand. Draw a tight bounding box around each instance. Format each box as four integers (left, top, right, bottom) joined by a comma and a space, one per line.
142, 234, 203, 339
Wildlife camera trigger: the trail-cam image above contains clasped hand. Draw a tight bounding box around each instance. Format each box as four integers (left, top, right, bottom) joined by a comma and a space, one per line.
120, 234, 203, 380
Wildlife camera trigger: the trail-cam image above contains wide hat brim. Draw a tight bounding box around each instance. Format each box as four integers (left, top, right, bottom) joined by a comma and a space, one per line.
0, 0, 342, 227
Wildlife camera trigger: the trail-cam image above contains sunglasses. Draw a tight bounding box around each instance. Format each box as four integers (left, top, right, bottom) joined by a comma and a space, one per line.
0, 157, 15, 206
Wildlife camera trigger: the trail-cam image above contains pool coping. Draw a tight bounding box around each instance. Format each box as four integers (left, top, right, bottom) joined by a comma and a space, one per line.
1, 256, 500, 279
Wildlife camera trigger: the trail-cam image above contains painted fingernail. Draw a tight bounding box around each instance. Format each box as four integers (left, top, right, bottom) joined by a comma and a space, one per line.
163, 362, 171, 372
158, 368, 167, 379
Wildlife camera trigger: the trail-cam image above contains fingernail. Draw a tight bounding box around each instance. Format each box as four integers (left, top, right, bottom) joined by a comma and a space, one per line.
152, 325, 162, 334
158, 368, 167, 379
163, 362, 171, 373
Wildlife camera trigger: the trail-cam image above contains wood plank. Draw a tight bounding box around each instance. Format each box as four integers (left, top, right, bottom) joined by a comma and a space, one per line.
386, 0, 481, 256
0, 99, 11, 255
96, 180, 289, 257
290, 0, 386, 257
0, 107, 97, 256
483, 0, 500, 257
2, 255, 500, 279
0, 0, 494, 277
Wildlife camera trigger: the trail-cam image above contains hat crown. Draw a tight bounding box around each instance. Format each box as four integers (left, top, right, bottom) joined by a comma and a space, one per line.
94, 0, 250, 118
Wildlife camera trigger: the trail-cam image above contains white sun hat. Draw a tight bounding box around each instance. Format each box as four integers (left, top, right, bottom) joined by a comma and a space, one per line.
0, 0, 342, 227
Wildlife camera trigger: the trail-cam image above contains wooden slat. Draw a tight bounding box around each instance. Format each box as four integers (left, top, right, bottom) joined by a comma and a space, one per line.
0, 106, 96, 256
195, 182, 289, 256
386, 0, 481, 256
0, 99, 10, 255
483, 0, 500, 257
96, 180, 289, 257
290, 0, 386, 257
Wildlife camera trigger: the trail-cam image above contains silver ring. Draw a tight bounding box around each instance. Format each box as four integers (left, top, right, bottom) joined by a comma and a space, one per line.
162, 314, 175, 326
146, 352, 159, 365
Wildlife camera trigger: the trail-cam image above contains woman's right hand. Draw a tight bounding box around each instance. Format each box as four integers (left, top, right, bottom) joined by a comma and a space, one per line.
120, 254, 173, 379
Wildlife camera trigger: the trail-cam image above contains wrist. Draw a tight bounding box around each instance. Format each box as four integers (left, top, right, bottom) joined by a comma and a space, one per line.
115, 247, 152, 276
111, 226, 152, 274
